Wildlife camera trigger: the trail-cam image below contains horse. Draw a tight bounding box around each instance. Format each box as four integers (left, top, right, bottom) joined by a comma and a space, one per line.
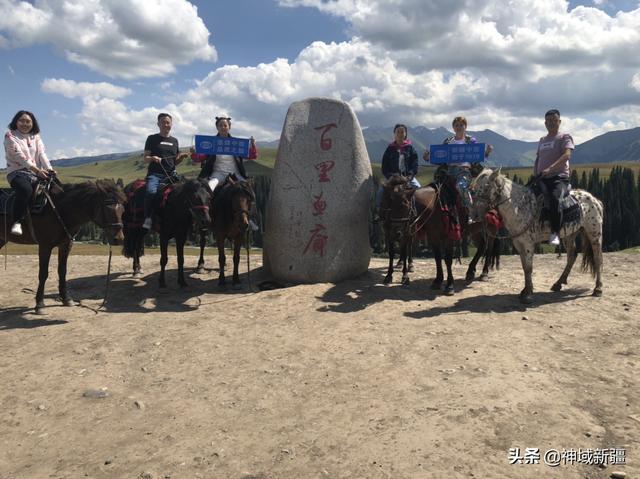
471, 168, 604, 304
381, 174, 501, 292
0, 178, 126, 313
196, 177, 255, 288
381, 175, 416, 285
123, 178, 212, 288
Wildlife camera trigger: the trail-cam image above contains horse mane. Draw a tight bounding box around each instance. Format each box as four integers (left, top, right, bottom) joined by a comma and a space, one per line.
57, 179, 126, 206
384, 174, 409, 188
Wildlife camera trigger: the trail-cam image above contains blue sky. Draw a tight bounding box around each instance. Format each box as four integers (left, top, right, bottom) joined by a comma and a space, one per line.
2, 0, 640, 166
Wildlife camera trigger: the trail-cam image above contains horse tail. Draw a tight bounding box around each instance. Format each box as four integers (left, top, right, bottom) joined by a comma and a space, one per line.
122, 228, 145, 259
580, 228, 596, 278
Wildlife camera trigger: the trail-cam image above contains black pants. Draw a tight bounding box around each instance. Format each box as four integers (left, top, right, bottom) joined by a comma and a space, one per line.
9, 173, 36, 224
541, 176, 569, 233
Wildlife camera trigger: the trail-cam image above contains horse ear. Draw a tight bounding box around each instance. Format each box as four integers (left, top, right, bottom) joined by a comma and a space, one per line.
489, 167, 501, 181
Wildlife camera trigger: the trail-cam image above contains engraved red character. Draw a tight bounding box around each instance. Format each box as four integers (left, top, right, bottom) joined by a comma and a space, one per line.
315, 160, 335, 183
303, 224, 329, 257
314, 123, 337, 151
312, 191, 327, 217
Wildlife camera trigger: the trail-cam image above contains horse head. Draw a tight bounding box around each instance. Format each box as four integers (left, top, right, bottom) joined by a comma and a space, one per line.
382, 174, 415, 242
470, 167, 505, 219
229, 181, 254, 237
91, 179, 126, 245
187, 179, 213, 230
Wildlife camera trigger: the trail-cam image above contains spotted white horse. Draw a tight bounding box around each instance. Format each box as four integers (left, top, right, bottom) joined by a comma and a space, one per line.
471, 168, 603, 304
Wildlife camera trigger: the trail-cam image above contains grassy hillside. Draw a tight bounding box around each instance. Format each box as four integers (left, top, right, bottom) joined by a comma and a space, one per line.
1, 147, 637, 188
0, 148, 278, 187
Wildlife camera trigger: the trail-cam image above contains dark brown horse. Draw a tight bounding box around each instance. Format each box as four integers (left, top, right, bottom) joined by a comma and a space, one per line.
123, 178, 212, 288
0, 179, 126, 313
381, 175, 500, 293
196, 177, 254, 288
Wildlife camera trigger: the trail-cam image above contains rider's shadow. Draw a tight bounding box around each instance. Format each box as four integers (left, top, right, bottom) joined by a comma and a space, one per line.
404, 287, 593, 319
66, 269, 217, 314
316, 266, 445, 314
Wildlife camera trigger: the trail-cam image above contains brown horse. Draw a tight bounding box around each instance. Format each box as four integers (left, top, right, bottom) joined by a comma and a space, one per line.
123, 178, 212, 288
381, 175, 500, 293
0, 178, 126, 313
196, 177, 255, 288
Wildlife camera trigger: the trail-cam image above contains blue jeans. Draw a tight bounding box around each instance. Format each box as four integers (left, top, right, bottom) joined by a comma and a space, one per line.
376, 176, 420, 208
144, 173, 170, 219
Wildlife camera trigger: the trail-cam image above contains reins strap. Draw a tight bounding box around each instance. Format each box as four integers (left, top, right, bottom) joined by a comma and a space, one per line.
42, 189, 74, 242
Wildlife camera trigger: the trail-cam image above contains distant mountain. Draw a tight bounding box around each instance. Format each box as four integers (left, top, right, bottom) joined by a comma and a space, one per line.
573, 127, 640, 164
6, 125, 635, 173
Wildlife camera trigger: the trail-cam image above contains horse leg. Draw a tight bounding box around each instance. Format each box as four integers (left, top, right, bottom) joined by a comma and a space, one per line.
516, 243, 534, 304
430, 245, 444, 290
443, 242, 455, 295
196, 229, 207, 274
479, 235, 495, 281
466, 236, 482, 282
401, 237, 410, 286
588, 231, 604, 297
232, 237, 242, 289
217, 235, 226, 288
407, 236, 414, 273
35, 244, 53, 314
57, 240, 75, 306
176, 235, 187, 287
552, 232, 578, 292
159, 234, 169, 289
384, 236, 394, 284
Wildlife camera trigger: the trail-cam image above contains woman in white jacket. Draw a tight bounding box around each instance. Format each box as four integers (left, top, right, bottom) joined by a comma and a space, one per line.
3, 110, 55, 236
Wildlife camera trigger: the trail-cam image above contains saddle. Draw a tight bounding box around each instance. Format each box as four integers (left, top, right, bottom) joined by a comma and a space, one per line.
0, 177, 63, 218
124, 178, 178, 230
529, 177, 581, 229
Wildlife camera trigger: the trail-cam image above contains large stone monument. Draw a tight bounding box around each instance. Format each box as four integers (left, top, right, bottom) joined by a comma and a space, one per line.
263, 97, 373, 283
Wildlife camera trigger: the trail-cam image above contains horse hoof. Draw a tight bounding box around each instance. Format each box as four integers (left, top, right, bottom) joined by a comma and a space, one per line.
62, 298, 75, 307
133, 272, 142, 279
551, 283, 562, 292
592, 289, 602, 297
34, 306, 46, 315
401, 277, 410, 286
479, 274, 489, 282
195, 267, 205, 274
519, 295, 533, 305
465, 273, 475, 282
444, 287, 455, 296
383, 276, 392, 285
407, 264, 414, 273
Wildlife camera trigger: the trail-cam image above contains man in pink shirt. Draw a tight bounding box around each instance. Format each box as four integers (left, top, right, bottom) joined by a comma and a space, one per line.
533, 109, 574, 246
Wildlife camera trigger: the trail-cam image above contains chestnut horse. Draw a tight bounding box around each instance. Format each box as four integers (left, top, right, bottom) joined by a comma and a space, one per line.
123, 178, 212, 288
196, 177, 255, 288
381, 174, 500, 293
0, 178, 125, 313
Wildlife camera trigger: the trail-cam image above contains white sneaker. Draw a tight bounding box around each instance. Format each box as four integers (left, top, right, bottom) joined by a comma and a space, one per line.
248, 219, 259, 231
548, 233, 560, 246
142, 217, 153, 230
10, 222, 22, 236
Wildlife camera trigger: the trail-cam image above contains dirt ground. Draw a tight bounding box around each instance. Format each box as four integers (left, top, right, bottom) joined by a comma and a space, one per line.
0, 250, 638, 479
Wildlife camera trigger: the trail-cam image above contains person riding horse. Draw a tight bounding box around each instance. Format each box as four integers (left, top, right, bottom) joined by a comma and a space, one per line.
190, 115, 258, 230
3, 110, 56, 236
423, 116, 493, 224
533, 109, 574, 246
375, 124, 419, 221
142, 112, 189, 230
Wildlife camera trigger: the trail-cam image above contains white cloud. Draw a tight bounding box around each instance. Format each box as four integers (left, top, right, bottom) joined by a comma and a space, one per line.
0, 0, 216, 79
42, 78, 131, 99
8, 65, 14, 76
631, 73, 640, 91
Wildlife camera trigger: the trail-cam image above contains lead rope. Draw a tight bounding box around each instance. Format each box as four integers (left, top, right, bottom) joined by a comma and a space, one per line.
98, 246, 113, 310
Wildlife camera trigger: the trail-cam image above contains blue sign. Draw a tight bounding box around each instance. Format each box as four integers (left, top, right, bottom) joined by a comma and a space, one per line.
195, 135, 251, 157
429, 143, 486, 165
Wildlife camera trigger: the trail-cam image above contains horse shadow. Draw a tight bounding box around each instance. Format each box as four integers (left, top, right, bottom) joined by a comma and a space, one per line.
64, 266, 242, 314
0, 305, 68, 331
404, 287, 593, 319
316, 265, 453, 314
